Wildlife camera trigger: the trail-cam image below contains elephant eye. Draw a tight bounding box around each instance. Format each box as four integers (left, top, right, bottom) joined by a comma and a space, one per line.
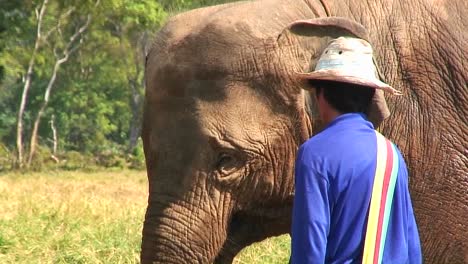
215, 152, 238, 176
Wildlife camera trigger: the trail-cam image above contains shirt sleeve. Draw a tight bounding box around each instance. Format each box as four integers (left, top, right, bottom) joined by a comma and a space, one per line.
291, 149, 330, 264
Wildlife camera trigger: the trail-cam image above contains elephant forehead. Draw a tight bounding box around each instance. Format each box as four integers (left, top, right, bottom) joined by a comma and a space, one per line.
196, 85, 287, 144
156, 0, 293, 48
145, 20, 289, 102
146, 43, 283, 103
150, 83, 286, 152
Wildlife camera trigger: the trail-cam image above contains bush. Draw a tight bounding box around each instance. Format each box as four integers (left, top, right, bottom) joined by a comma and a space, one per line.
127, 139, 145, 170
95, 144, 129, 169
60, 151, 97, 171
28, 145, 59, 171
0, 142, 146, 172
0, 143, 14, 172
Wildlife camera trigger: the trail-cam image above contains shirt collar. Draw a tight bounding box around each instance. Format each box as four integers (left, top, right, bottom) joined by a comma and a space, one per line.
324, 112, 372, 130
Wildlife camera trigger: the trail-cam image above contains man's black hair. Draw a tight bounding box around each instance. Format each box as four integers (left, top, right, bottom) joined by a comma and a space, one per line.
309, 80, 375, 114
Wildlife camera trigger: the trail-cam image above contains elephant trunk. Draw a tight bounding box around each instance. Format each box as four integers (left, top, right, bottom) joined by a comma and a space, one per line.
140, 192, 231, 264
141, 221, 199, 263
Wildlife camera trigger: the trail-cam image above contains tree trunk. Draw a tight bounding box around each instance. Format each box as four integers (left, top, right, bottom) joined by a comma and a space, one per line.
27, 56, 66, 166
49, 115, 59, 163
128, 80, 143, 152
127, 32, 150, 153
27, 14, 92, 167
16, 0, 49, 167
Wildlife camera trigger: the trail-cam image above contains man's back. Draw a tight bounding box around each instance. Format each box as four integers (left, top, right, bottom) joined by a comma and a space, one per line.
291, 113, 422, 263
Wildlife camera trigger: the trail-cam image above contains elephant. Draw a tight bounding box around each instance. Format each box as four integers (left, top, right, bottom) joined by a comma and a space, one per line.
141, 0, 467, 263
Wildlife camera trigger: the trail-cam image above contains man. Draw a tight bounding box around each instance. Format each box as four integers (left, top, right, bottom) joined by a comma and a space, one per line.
290, 37, 422, 264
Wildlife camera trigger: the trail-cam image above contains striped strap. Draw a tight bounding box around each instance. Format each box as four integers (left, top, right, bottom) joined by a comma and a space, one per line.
362, 131, 399, 264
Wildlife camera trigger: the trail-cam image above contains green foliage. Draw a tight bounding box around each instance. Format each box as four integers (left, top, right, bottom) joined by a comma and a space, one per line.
127, 138, 145, 170
0, 0, 240, 171
27, 144, 57, 171
60, 151, 97, 171
0, 143, 14, 172
95, 144, 128, 168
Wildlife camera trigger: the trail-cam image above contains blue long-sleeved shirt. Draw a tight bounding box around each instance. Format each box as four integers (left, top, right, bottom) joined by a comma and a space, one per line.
291, 113, 422, 264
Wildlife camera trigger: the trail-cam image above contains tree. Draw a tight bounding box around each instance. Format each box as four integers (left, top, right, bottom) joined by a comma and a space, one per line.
27, 1, 99, 166
88, 0, 166, 153
127, 31, 149, 152
0, 0, 239, 170
114, 1, 165, 152
15, 0, 49, 167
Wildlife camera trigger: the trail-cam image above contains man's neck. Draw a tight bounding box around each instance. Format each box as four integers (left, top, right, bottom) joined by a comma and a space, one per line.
321, 106, 342, 126
316, 91, 343, 126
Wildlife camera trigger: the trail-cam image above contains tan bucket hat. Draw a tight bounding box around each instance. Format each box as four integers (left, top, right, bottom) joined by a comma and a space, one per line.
297, 37, 401, 95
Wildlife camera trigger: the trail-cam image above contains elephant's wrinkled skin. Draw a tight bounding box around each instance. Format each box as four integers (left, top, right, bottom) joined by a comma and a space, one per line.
141, 0, 467, 263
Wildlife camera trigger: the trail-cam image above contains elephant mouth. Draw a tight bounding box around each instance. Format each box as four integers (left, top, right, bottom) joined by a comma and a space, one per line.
213, 212, 247, 263
214, 202, 293, 263
214, 208, 291, 263
214, 210, 268, 263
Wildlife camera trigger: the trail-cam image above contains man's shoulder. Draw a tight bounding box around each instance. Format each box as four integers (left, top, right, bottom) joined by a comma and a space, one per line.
300, 128, 379, 166
304, 126, 375, 148
299, 133, 346, 162
299, 134, 331, 156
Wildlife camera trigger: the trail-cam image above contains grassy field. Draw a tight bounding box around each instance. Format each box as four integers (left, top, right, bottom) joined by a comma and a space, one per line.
0, 170, 290, 263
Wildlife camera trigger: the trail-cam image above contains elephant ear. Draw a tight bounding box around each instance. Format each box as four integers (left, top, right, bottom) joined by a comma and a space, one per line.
281, 17, 390, 128
287, 17, 370, 41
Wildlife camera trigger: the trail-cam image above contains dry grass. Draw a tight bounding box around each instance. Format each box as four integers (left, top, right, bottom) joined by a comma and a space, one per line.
0, 170, 290, 263
0, 170, 147, 264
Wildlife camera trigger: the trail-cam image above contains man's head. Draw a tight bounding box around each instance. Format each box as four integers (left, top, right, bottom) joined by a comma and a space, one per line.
296, 37, 400, 95
294, 36, 400, 125
308, 80, 375, 123
311, 80, 375, 113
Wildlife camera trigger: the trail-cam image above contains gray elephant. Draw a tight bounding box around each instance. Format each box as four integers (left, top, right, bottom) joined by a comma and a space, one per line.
141, 0, 467, 263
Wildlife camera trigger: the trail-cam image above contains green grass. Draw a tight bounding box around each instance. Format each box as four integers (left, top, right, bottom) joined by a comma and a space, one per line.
0, 170, 290, 263
234, 235, 290, 264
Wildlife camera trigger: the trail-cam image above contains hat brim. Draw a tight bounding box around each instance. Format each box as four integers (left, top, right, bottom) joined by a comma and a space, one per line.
296, 69, 401, 95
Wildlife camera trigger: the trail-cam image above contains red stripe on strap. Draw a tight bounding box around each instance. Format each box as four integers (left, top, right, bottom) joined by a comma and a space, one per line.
372, 140, 394, 264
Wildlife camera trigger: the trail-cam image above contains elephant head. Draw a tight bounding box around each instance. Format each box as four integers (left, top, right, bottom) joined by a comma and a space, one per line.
140, 1, 391, 263
141, 0, 467, 263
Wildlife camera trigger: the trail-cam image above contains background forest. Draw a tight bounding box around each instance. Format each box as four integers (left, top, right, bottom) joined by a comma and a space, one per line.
0, 0, 236, 171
